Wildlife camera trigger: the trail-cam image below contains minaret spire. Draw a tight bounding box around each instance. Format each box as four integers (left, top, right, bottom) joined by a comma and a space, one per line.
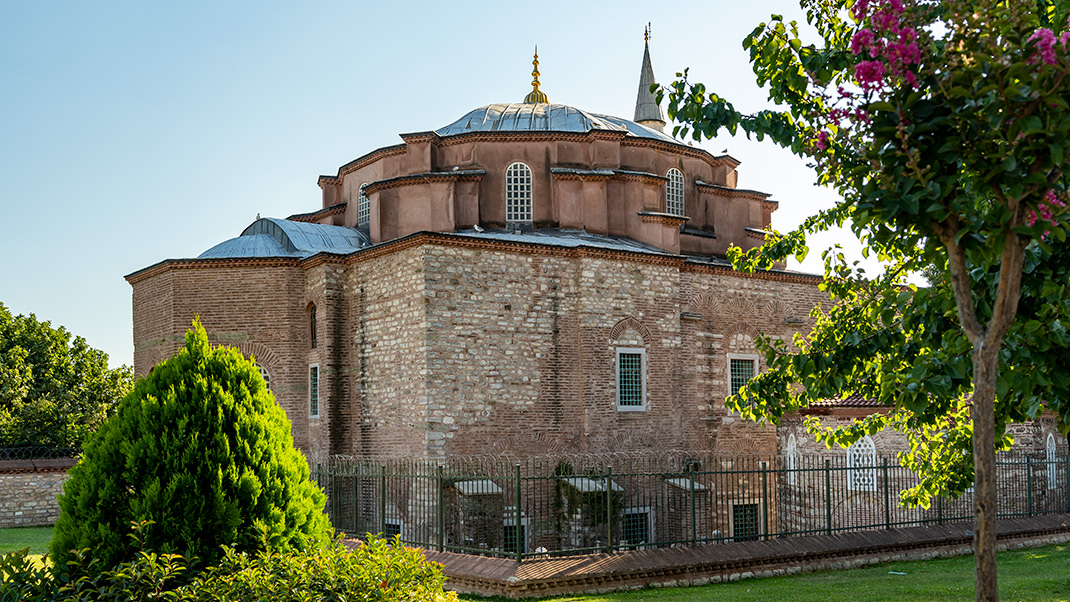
523, 46, 549, 104
634, 23, 666, 132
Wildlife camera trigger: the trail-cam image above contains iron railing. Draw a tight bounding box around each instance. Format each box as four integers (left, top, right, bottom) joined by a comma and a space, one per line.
310, 450, 1070, 562
0, 446, 78, 461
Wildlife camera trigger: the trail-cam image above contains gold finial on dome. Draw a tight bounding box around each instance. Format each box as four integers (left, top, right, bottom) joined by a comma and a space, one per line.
523, 46, 549, 104
645, 22, 650, 43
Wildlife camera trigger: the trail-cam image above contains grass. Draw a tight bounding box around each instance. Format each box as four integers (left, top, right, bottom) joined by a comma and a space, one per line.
0, 526, 52, 556
460, 544, 1070, 602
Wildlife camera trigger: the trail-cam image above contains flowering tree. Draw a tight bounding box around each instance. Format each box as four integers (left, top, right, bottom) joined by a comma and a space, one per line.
661, 1, 1070, 599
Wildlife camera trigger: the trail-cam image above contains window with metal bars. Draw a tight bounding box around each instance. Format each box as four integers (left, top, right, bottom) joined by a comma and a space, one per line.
357, 182, 370, 227
731, 503, 760, 541
505, 162, 532, 224
623, 509, 651, 546
309, 364, 319, 418
258, 365, 271, 393
1048, 433, 1058, 490
729, 356, 756, 395
847, 435, 877, 491
616, 348, 646, 410
666, 168, 684, 216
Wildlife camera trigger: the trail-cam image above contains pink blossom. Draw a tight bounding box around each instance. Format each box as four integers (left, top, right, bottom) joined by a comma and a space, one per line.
1027, 209, 1038, 227
851, 29, 876, 55
1046, 190, 1066, 208
837, 86, 853, 98
903, 70, 918, 88
1028, 28, 1057, 65
851, 0, 871, 21
855, 60, 887, 90
816, 131, 830, 150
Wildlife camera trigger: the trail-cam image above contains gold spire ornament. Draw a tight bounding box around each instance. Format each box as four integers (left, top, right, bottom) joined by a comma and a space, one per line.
523, 46, 549, 104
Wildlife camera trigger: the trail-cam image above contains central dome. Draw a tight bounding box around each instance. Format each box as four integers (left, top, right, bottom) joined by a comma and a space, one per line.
435, 103, 678, 144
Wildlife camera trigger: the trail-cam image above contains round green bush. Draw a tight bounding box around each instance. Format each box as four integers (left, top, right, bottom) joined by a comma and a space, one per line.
50, 320, 329, 571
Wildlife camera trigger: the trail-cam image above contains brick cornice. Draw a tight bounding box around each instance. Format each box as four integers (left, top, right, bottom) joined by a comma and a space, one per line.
549, 167, 614, 181
681, 259, 823, 285
613, 170, 667, 185
125, 257, 301, 285
335, 144, 407, 179
638, 211, 689, 226
364, 170, 486, 195
288, 203, 347, 223
696, 180, 771, 201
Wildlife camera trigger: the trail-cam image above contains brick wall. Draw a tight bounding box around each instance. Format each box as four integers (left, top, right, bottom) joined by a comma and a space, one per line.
0, 463, 73, 528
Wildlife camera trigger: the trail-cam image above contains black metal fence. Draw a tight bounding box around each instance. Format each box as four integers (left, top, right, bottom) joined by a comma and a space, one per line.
0, 446, 78, 461
310, 450, 1070, 562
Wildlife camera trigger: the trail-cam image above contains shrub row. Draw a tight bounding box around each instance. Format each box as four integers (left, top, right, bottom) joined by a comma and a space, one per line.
0, 534, 457, 602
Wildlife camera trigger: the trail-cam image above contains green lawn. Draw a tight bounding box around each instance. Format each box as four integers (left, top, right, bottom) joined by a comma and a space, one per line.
0, 526, 52, 556
460, 544, 1070, 602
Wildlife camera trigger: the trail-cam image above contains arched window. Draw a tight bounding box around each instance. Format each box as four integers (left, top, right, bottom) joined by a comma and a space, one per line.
257, 364, 272, 393
506, 162, 533, 224
357, 182, 370, 227
1048, 433, 1058, 491
666, 168, 684, 216
786, 434, 798, 486
309, 304, 317, 349
847, 436, 877, 492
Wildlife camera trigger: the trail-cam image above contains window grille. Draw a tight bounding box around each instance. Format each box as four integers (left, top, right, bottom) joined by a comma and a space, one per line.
732, 503, 760, 541
357, 182, 370, 227
729, 358, 755, 395
384, 519, 403, 539
1048, 433, 1058, 491
847, 436, 877, 491
309, 365, 319, 418
666, 168, 684, 216
623, 509, 651, 546
617, 349, 645, 409
506, 162, 533, 223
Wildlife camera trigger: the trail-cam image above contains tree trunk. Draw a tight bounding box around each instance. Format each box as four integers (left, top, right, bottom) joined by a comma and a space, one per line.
971, 344, 999, 602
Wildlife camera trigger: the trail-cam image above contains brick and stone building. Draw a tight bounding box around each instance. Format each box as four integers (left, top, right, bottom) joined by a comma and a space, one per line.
126, 42, 826, 461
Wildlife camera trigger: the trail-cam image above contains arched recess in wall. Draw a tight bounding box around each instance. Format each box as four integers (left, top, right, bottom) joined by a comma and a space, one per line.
785, 434, 797, 485
1048, 433, 1058, 490
847, 435, 877, 492
307, 303, 318, 349
231, 341, 281, 393
609, 316, 652, 343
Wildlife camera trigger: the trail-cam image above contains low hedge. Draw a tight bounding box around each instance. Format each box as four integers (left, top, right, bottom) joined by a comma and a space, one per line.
0, 532, 456, 602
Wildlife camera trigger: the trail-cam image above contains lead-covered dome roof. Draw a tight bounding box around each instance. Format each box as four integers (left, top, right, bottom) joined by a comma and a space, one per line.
435, 103, 678, 144
198, 218, 369, 259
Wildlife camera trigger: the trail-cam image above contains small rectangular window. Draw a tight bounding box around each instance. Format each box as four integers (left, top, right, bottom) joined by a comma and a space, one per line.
616, 348, 646, 411
383, 519, 403, 539
309, 364, 320, 418
731, 503, 760, 541
728, 355, 757, 396
623, 508, 652, 546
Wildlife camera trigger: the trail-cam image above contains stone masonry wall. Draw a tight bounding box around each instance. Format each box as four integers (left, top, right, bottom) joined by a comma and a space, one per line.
0, 471, 69, 528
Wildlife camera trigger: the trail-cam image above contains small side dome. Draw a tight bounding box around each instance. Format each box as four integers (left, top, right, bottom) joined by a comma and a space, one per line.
198, 218, 370, 259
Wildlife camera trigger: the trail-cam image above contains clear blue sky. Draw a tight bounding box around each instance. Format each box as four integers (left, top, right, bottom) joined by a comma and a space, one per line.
0, 1, 856, 368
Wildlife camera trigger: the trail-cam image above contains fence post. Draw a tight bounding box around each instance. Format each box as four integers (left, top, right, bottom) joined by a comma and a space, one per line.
824, 459, 833, 535
1027, 456, 1034, 517
515, 462, 523, 564
606, 466, 614, 554
354, 465, 359, 535
761, 461, 770, 541
1065, 453, 1070, 513
437, 465, 445, 552
937, 492, 944, 525
882, 457, 891, 529
689, 462, 697, 546
380, 464, 387, 536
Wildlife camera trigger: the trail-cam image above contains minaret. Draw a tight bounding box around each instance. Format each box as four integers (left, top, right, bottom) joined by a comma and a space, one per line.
523, 46, 549, 104
634, 24, 666, 132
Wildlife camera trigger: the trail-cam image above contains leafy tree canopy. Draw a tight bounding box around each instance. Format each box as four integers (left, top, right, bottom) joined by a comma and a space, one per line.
0, 302, 133, 450
659, 2, 1070, 599
50, 319, 329, 572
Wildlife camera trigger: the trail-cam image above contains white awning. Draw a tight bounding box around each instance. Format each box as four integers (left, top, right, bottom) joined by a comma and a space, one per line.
454, 479, 504, 496
560, 476, 624, 493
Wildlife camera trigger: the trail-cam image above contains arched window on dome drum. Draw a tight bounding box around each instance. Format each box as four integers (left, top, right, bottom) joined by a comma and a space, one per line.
666, 168, 684, 216
506, 162, 533, 225
357, 183, 370, 228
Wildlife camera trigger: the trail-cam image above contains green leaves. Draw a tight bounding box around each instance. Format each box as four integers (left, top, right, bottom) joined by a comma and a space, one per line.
50, 320, 329, 575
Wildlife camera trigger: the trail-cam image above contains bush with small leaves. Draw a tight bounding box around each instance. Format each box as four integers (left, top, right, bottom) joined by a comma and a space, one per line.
50, 320, 329, 574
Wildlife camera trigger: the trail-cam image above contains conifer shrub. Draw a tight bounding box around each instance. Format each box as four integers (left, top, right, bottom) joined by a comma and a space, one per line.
49, 320, 329, 573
